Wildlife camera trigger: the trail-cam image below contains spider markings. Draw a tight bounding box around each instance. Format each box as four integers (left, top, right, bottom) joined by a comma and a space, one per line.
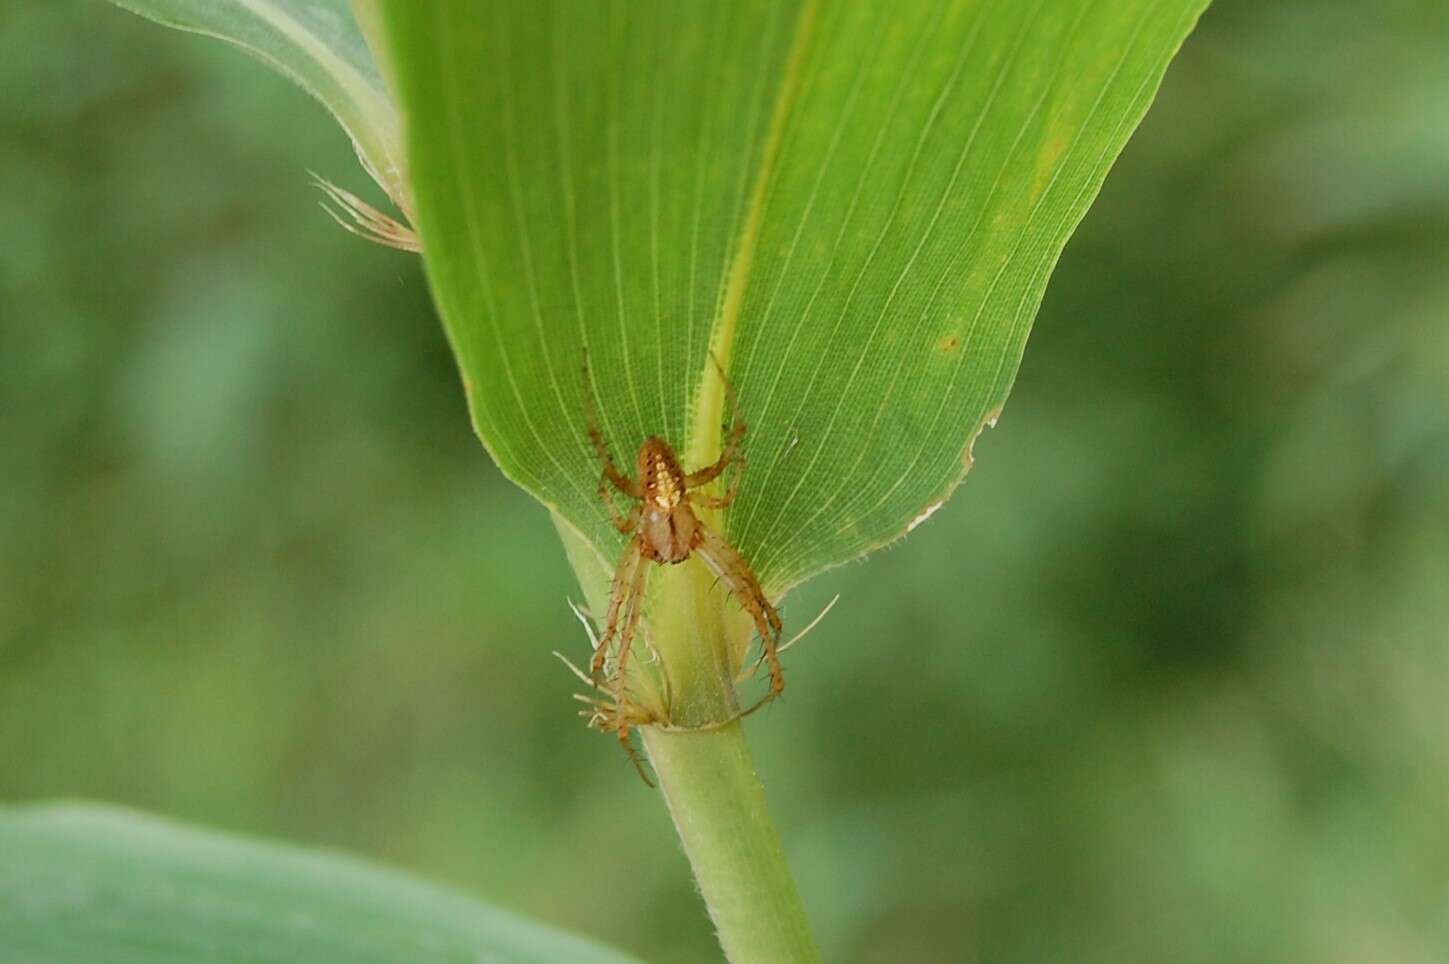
581, 354, 784, 752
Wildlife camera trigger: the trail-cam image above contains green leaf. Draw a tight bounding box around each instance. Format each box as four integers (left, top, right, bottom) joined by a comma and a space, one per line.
104, 0, 408, 211
0, 803, 640, 964
380, 0, 1206, 592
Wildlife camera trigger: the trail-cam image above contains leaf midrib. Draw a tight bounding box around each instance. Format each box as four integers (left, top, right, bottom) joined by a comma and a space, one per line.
684, 0, 820, 480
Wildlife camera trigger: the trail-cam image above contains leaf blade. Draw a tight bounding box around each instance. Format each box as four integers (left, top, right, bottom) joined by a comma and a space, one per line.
106, 0, 408, 210
382, 0, 1208, 590
0, 803, 640, 964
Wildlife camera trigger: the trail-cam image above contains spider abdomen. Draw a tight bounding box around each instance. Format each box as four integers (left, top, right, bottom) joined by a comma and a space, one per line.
637, 437, 686, 510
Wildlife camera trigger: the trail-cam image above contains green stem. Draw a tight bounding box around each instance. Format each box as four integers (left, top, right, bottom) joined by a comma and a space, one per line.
643, 722, 818, 963
554, 517, 820, 963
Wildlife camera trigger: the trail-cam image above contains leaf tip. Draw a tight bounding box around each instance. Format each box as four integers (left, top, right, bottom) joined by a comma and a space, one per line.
311, 172, 422, 253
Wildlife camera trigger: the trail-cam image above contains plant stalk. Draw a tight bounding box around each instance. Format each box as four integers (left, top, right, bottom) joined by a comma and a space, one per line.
643, 721, 818, 963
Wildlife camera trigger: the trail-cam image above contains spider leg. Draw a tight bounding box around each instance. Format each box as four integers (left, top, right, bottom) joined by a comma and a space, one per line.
582, 351, 642, 498
618, 729, 655, 787
600, 478, 642, 533
690, 466, 742, 510
683, 423, 744, 489
693, 524, 784, 707
608, 557, 652, 749
592, 537, 645, 680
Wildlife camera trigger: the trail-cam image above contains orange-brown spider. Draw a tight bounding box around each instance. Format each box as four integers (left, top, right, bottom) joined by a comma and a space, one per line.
582, 356, 783, 743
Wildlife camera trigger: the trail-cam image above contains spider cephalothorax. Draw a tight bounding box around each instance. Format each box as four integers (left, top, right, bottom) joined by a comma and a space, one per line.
582, 356, 783, 747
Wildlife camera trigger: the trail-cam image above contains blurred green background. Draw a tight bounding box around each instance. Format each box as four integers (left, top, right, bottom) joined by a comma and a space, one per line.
4, 1, 1448, 961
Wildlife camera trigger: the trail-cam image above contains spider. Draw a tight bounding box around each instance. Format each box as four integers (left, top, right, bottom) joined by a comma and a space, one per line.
582, 354, 783, 742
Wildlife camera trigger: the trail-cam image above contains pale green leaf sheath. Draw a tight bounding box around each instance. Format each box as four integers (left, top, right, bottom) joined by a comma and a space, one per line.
381, 2, 1205, 962
0, 804, 641, 964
